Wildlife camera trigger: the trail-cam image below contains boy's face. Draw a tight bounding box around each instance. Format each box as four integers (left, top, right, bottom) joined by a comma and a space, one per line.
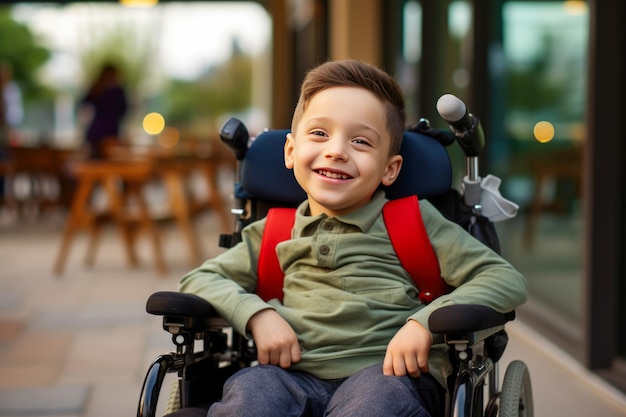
284, 86, 402, 217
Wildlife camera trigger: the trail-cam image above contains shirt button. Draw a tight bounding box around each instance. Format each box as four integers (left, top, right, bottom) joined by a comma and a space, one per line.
323, 223, 334, 231
319, 245, 330, 255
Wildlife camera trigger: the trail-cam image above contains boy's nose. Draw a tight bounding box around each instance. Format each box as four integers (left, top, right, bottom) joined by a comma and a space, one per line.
324, 137, 348, 160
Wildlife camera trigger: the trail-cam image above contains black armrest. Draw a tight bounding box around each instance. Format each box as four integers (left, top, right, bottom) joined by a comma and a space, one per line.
146, 291, 217, 318
428, 304, 515, 334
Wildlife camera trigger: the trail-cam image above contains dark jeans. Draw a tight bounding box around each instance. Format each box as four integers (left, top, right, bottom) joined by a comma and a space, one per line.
195, 362, 445, 417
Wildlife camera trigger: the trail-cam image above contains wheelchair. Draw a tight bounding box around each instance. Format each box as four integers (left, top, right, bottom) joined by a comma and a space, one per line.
137, 95, 533, 417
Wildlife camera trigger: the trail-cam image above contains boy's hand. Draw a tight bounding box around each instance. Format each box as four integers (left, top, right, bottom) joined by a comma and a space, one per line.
247, 309, 301, 368
383, 319, 432, 378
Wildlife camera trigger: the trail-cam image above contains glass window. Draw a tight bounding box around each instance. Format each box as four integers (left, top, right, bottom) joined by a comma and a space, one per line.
497, 1, 588, 341
400, 0, 422, 121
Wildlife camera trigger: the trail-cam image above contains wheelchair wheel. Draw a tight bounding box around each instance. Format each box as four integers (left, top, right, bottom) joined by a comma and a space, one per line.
499, 360, 533, 417
138, 354, 176, 417
164, 380, 181, 415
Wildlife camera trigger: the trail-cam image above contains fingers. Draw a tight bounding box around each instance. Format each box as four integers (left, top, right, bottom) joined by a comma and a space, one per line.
384, 351, 422, 377
256, 341, 301, 368
290, 342, 302, 364
403, 354, 421, 378
248, 309, 301, 369
269, 348, 283, 367
256, 347, 270, 365
383, 320, 432, 378
276, 343, 301, 368
383, 351, 394, 376
417, 348, 430, 375
273, 344, 301, 369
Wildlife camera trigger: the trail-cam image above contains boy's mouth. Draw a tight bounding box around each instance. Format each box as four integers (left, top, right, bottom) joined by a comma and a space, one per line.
316, 169, 352, 180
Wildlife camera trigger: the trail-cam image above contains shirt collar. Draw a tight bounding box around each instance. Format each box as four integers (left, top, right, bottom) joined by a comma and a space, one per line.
293, 190, 388, 236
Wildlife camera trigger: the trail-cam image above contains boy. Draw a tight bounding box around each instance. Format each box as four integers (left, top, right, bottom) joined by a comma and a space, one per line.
178, 60, 527, 417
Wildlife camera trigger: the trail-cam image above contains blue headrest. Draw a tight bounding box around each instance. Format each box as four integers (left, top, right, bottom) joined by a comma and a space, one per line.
239, 130, 451, 204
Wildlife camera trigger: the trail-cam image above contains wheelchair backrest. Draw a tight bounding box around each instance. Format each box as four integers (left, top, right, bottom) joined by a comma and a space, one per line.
237, 129, 453, 206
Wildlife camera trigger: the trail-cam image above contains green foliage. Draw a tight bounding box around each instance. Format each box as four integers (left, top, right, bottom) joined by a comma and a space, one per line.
78, 15, 157, 93
162, 52, 253, 127
505, 33, 565, 113
1, 4, 255, 139
0, 7, 51, 101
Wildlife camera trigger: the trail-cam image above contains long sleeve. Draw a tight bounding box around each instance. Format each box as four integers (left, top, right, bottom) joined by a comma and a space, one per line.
410, 200, 528, 330
177, 218, 273, 337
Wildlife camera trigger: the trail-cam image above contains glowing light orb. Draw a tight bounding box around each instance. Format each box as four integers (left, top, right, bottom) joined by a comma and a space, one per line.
533, 121, 555, 143
143, 112, 166, 135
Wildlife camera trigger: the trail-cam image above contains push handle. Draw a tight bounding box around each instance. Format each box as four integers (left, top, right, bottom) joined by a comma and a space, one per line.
436, 94, 485, 158
219, 117, 249, 161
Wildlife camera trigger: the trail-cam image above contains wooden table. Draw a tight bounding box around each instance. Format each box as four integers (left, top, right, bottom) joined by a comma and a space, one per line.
52, 159, 165, 275
522, 146, 583, 248
52, 149, 232, 276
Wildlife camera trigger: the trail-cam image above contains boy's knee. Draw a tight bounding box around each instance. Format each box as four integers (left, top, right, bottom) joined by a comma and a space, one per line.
212, 366, 288, 416
354, 369, 420, 400
223, 365, 278, 390
326, 364, 443, 417
212, 365, 327, 417
221, 365, 297, 404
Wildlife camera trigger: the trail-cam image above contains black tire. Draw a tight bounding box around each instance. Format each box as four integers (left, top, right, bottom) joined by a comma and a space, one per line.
500, 360, 534, 417
137, 354, 175, 417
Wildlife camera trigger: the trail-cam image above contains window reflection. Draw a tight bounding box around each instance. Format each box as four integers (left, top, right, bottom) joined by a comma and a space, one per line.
498, 1, 588, 338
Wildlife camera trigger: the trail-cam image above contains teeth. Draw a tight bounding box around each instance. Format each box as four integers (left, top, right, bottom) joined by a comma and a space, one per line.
318, 170, 349, 180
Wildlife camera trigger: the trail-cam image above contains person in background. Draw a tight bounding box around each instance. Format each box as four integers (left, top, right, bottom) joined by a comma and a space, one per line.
0, 61, 23, 146
80, 63, 128, 159
0, 61, 23, 206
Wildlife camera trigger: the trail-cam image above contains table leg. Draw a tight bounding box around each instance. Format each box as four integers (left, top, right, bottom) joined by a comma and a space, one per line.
199, 163, 231, 233
84, 220, 103, 268
162, 171, 203, 267
126, 181, 167, 275
53, 177, 94, 275
103, 176, 141, 268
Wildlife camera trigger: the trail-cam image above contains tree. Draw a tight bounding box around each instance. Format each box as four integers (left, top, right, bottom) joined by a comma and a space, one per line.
0, 7, 51, 102
162, 42, 253, 129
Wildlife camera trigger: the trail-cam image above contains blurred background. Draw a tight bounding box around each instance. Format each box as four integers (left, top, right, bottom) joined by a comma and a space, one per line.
0, 0, 625, 416
0, 2, 272, 148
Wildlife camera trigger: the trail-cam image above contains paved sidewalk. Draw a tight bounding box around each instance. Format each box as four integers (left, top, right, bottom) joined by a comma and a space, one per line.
0, 210, 625, 416
0, 210, 226, 417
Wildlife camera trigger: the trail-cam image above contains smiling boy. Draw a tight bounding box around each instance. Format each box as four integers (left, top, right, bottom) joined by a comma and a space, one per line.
177, 60, 527, 417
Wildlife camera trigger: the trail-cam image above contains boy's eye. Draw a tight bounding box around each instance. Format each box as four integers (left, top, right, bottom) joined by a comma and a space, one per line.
310, 130, 327, 137
352, 138, 372, 146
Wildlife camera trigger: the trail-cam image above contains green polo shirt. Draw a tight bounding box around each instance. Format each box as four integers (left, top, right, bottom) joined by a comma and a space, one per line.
178, 191, 528, 387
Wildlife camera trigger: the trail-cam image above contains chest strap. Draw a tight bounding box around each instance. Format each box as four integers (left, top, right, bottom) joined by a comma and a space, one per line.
258, 195, 449, 304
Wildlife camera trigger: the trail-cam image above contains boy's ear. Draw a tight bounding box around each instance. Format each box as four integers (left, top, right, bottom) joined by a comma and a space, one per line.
381, 155, 403, 186
284, 132, 295, 169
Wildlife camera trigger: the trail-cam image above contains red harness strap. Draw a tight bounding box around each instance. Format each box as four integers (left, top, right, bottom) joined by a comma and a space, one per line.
258, 195, 449, 304
382, 195, 450, 304
257, 207, 297, 302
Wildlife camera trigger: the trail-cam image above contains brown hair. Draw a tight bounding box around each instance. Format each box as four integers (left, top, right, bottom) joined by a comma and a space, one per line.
291, 60, 406, 155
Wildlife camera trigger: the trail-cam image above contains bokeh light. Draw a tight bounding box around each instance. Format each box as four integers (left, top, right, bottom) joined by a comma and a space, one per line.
119, 0, 158, 7
533, 121, 555, 143
157, 126, 181, 148
563, 0, 588, 15
143, 112, 166, 135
